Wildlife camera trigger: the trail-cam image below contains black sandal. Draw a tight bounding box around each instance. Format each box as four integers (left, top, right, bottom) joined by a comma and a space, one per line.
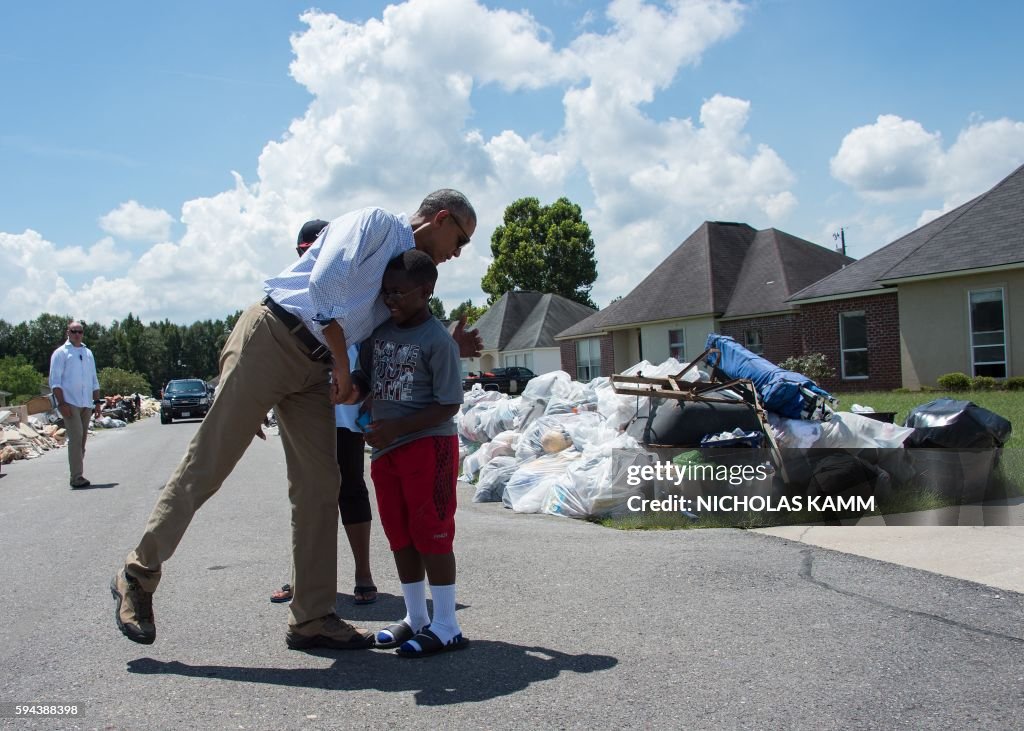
353, 584, 378, 605
375, 621, 414, 649
270, 584, 292, 603
396, 627, 469, 658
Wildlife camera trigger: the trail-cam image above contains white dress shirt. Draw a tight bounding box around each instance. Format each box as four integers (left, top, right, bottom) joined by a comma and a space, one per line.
264, 207, 415, 348
49, 340, 100, 408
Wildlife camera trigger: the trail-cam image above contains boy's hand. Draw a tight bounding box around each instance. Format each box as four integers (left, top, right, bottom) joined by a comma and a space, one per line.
364, 418, 402, 450
342, 382, 366, 405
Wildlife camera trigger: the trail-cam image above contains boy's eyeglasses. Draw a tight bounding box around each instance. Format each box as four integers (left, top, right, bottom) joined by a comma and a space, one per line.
381, 288, 413, 301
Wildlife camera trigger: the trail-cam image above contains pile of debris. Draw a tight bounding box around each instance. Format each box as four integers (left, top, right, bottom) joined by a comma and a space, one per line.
1, 409, 66, 464
458, 335, 1013, 521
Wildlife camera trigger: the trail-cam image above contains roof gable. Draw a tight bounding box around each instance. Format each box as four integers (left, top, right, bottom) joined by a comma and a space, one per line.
790, 163, 1024, 300
560, 221, 850, 337
473, 291, 595, 351
724, 229, 853, 317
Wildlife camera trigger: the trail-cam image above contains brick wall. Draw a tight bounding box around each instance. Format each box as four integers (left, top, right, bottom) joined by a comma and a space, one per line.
719, 314, 803, 366
599, 334, 615, 377
798, 293, 901, 392
559, 340, 577, 377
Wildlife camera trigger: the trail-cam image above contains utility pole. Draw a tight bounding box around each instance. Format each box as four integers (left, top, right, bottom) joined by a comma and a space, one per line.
833, 227, 846, 257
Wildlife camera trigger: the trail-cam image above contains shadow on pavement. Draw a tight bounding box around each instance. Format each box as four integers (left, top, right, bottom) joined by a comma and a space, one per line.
127, 641, 618, 705
71, 482, 119, 490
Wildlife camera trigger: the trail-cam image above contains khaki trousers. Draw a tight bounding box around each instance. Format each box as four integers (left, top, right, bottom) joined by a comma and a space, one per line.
125, 302, 341, 626
64, 406, 93, 483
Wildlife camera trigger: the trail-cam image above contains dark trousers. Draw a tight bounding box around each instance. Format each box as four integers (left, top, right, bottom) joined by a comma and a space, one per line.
337, 427, 372, 524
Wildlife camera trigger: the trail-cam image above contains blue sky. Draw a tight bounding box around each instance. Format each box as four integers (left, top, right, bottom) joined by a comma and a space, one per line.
2, 0, 1023, 324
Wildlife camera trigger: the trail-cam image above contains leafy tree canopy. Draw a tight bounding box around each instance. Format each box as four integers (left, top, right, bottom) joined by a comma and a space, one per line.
448, 299, 487, 325
98, 367, 152, 397
0, 355, 46, 404
481, 197, 597, 308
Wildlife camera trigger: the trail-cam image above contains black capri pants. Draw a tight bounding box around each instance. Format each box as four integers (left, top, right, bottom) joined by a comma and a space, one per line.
337, 427, 372, 525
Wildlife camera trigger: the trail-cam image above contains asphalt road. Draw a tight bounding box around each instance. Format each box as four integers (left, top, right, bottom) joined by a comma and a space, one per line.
1, 416, 1022, 730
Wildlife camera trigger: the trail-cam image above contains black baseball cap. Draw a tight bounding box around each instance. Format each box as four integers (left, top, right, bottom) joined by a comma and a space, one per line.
296, 219, 329, 252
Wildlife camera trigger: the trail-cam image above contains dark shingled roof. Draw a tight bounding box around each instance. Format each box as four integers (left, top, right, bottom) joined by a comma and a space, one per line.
472, 292, 597, 351
790, 162, 1024, 301
558, 222, 851, 338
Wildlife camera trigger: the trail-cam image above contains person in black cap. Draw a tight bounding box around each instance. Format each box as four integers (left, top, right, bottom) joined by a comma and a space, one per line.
270, 219, 378, 606
111, 189, 480, 651
296, 219, 329, 257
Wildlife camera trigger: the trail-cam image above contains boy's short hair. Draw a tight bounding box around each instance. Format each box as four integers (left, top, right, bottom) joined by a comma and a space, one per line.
385, 250, 438, 288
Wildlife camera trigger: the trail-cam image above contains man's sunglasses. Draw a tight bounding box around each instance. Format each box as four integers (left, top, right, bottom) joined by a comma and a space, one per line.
448, 212, 471, 248
68, 329, 84, 334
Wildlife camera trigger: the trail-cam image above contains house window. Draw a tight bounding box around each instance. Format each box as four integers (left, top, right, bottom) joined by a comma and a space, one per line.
576, 338, 601, 381
744, 329, 763, 355
970, 288, 1007, 378
839, 311, 868, 379
502, 352, 534, 371
668, 329, 685, 361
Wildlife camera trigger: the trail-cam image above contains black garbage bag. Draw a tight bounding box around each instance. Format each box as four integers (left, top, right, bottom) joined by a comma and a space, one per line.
626, 397, 762, 447
902, 399, 1012, 449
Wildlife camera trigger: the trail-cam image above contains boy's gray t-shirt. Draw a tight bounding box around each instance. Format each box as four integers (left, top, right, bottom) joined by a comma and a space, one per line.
358, 316, 463, 459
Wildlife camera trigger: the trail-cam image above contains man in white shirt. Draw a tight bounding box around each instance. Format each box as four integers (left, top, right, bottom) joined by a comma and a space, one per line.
111, 188, 481, 652
49, 321, 102, 488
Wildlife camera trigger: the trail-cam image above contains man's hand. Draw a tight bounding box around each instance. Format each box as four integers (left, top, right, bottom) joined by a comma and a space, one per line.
453, 314, 483, 358
58, 403, 72, 420
331, 366, 353, 404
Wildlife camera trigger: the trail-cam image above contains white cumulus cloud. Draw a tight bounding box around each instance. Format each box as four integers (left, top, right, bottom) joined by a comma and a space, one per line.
4, 0, 801, 323
831, 114, 1024, 226
98, 200, 175, 242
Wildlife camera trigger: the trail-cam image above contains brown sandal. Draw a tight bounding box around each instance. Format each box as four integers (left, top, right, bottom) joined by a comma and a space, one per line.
270, 584, 292, 603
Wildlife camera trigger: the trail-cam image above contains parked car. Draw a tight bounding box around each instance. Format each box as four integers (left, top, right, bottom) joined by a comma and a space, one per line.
462, 367, 537, 394
160, 379, 211, 424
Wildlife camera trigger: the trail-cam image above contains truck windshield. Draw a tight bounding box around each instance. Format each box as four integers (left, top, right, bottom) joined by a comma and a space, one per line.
166, 380, 206, 394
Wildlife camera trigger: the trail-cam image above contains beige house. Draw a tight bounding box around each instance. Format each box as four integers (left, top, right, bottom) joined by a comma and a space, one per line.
791, 162, 1024, 391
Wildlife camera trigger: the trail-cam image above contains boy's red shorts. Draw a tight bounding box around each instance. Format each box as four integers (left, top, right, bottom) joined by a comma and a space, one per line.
370, 435, 458, 554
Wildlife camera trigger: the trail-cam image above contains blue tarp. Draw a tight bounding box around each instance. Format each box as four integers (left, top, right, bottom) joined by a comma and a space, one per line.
704, 334, 833, 419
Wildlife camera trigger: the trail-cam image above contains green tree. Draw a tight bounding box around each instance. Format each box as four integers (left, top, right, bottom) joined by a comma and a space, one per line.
428, 297, 446, 320
481, 197, 597, 307
0, 355, 46, 403
448, 299, 487, 325
98, 367, 152, 397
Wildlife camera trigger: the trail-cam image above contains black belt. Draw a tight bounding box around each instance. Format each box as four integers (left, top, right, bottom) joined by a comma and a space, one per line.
261, 297, 331, 362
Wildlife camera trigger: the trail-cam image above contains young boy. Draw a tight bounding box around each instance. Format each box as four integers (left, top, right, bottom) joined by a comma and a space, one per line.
349, 249, 468, 657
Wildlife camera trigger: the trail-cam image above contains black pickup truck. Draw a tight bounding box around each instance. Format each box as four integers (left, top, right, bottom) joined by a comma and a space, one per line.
462, 367, 537, 394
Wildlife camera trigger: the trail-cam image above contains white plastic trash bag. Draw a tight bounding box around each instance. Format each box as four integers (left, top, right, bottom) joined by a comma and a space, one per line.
473, 455, 521, 503
504, 451, 582, 513
817, 411, 915, 449
461, 430, 519, 483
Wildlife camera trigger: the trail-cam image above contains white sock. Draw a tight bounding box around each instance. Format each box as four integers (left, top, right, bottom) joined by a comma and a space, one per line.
401, 580, 430, 633
425, 583, 461, 644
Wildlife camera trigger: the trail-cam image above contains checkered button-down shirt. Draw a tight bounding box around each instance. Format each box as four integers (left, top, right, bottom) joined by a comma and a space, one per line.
264, 207, 415, 347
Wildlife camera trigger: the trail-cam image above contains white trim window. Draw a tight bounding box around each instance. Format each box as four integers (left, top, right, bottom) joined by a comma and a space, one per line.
744, 329, 764, 356
576, 338, 601, 381
969, 288, 1007, 378
502, 352, 534, 370
668, 329, 685, 361
839, 311, 868, 379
